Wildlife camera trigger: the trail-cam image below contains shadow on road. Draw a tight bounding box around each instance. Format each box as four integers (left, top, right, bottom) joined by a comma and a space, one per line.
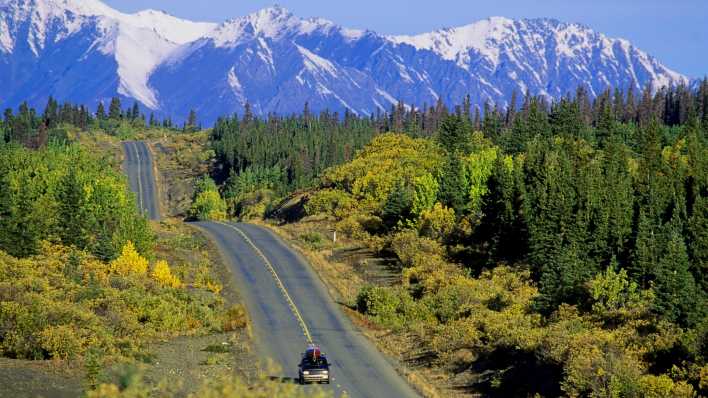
268, 375, 299, 384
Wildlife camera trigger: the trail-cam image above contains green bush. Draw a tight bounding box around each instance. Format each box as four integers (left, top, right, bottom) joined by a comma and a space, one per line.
190, 177, 227, 221
304, 189, 356, 219
355, 285, 427, 329
300, 231, 325, 250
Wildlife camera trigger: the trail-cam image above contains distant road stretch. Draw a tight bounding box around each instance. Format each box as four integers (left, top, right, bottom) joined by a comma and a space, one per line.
122, 141, 160, 221
121, 141, 418, 398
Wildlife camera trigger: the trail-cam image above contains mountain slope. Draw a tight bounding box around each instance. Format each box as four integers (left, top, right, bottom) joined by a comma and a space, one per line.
0, 0, 215, 109
0, 0, 690, 123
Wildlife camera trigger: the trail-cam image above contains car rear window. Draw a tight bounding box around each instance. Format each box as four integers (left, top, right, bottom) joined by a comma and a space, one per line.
303, 359, 329, 369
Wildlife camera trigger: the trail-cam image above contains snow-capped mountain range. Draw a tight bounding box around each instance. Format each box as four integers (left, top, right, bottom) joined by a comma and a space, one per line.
0, 0, 691, 124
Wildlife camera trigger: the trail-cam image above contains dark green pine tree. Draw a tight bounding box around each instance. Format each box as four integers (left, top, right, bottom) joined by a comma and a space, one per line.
630, 210, 661, 289
535, 240, 592, 312
653, 217, 701, 326
96, 101, 106, 120
595, 99, 615, 147
602, 140, 634, 263
108, 97, 122, 120
437, 115, 472, 154
550, 98, 585, 138
482, 102, 504, 143
185, 109, 198, 131
130, 101, 140, 120
624, 84, 637, 123
525, 144, 592, 311
381, 182, 414, 230
510, 97, 549, 153
688, 194, 708, 293
56, 165, 89, 250
479, 156, 528, 264
13, 102, 35, 144
43, 96, 59, 128
438, 154, 469, 217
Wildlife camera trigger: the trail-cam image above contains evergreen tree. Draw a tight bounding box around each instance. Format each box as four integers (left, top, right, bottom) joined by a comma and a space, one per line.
96, 101, 106, 120
381, 182, 414, 230
130, 101, 140, 120
108, 97, 122, 120
688, 194, 708, 292
43, 97, 58, 128
185, 109, 198, 131
653, 217, 701, 326
438, 154, 469, 216
550, 97, 585, 138
595, 99, 615, 147
437, 115, 472, 154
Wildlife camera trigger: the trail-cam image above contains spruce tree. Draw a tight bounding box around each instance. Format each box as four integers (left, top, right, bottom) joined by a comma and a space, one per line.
96, 101, 106, 120
43, 97, 58, 128
438, 154, 469, 217
688, 194, 708, 292
108, 97, 122, 120
130, 101, 140, 120
437, 115, 472, 154
186, 109, 198, 131
653, 218, 700, 326
382, 182, 414, 230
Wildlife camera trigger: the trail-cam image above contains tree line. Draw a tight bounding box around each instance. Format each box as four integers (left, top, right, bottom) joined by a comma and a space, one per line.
0, 96, 203, 147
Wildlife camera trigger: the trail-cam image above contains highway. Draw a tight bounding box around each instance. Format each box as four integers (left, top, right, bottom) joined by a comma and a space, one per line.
122, 141, 160, 221
122, 142, 419, 398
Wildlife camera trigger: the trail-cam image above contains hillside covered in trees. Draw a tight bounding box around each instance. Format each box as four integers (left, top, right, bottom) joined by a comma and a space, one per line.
209, 81, 708, 396
0, 101, 259, 396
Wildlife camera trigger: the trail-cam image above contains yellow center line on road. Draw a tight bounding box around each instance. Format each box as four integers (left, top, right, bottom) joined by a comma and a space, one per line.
216, 221, 313, 344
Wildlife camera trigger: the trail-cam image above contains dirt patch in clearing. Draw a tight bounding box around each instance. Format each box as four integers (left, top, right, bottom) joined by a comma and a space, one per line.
0, 358, 83, 398
143, 330, 256, 396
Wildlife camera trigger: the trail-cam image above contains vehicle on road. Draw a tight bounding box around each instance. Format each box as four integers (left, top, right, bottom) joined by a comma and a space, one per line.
298, 344, 330, 385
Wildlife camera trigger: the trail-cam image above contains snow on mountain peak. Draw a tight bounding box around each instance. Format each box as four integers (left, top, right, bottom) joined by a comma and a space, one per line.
127, 9, 216, 45
391, 16, 687, 88
209, 5, 359, 48
391, 16, 515, 68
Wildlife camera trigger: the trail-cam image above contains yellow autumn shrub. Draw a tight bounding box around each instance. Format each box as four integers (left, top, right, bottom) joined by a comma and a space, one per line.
151, 260, 182, 288
110, 241, 148, 276
418, 203, 456, 240
0, 241, 225, 364
638, 374, 696, 398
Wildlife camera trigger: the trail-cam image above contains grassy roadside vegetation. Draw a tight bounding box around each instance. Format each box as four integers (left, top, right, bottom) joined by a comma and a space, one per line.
0, 100, 327, 397
0, 139, 254, 396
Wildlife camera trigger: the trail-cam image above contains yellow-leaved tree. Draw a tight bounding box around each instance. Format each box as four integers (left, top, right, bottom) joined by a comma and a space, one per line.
151, 260, 182, 288
110, 241, 148, 276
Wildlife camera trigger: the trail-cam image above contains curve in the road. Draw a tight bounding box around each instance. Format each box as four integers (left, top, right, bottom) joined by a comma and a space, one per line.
194, 221, 420, 398
121, 141, 418, 398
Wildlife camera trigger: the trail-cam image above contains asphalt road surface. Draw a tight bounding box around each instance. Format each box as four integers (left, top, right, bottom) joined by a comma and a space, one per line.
122, 141, 418, 397
194, 222, 420, 398
122, 141, 160, 220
